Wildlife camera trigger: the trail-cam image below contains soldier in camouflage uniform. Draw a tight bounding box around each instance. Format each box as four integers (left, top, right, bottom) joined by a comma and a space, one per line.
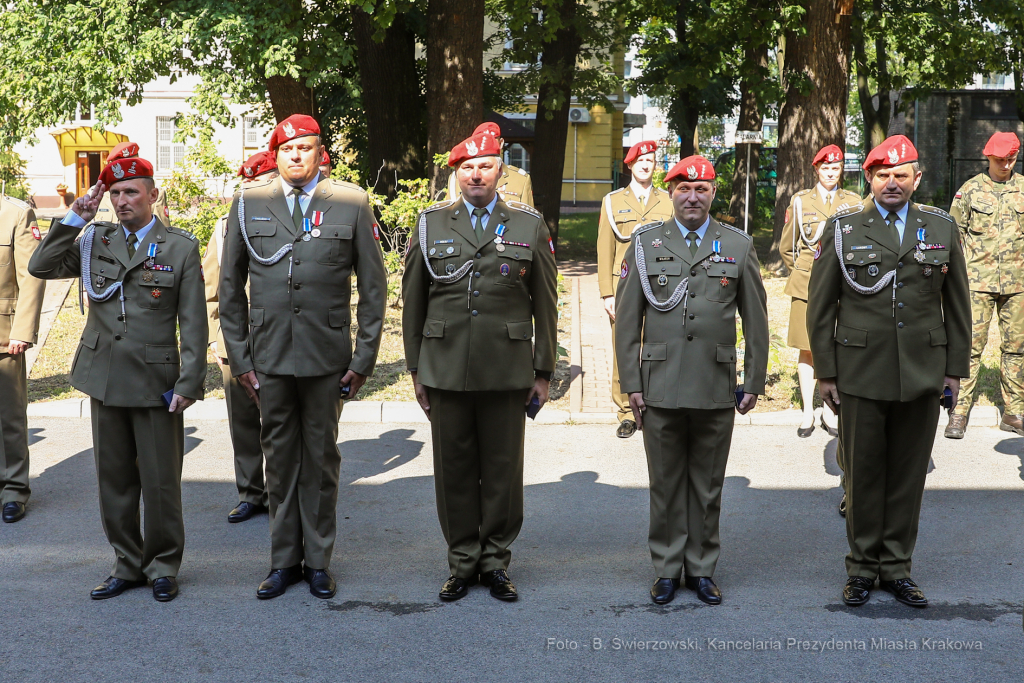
946, 132, 1024, 438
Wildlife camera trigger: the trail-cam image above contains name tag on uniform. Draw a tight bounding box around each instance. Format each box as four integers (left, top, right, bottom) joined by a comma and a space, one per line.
434, 239, 454, 244
850, 245, 873, 250
618, 209, 632, 213
251, 216, 272, 221
98, 255, 117, 264
655, 256, 673, 262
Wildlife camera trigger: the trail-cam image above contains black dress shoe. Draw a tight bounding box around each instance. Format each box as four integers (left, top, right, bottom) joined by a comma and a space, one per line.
480, 569, 518, 601
797, 424, 815, 438
439, 575, 478, 601
650, 578, 679, 605
843, 576, 874, 606
838, 493, 847, 517
820, 414, 839, 437
228, 501, 267, 523
152, 576, 179, 602
880, 578, 928, 607
2, 501, 25, 523
303, 566, 337, 599
616, 419, 637, 438
256, 565, 303, 599
684, 576, 722, 605
90, 576, 145, 600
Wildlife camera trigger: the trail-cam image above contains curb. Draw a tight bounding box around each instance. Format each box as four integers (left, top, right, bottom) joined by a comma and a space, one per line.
26, 399, 1003, 427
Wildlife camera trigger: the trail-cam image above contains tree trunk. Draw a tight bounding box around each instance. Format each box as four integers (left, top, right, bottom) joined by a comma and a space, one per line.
426, 0, 484, 200
531, 0, 583, 249
852, 1, 891, 151
771, 0, 852, 272
729, 39, 769, 232
353, 10, 425, 198
265, 75, 315, 122
667, 1, 700, 158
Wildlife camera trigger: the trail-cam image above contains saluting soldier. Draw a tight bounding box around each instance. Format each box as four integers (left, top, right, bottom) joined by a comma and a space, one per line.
403, 129, 558, 602
597, 140, 673, 437
446, 122, 534, 207
203, 151, 278, 523
0, 194, 46, 523
219, 115, 387, 600
615, 156, 769, 606
94, 142, 170, 228
946, 132, 1024, 438
28, 156, 208, 602
807, 135, 970, 608
779, 145, 860, 439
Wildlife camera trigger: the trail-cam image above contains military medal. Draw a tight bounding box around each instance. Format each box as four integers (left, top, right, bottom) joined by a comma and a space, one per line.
842, 224, 853, 234
101, 235, 110, 245
302, 218, 312, 242
658, 274, 668, 286
500, 263, 510, 277
700, 258, 712, 271
519, 266, 527, 277
941, 264, 948, 274
151, 289, 162, 299
311, 229, 321, 238
312, 211, 324, 226
494, 224, 507, 238
143, 242, 158, 268
868, 264, 879, 277
445, 263, 455, 274
496, 244, 506, 252
96, 276, 106, 287
651, 239, 662, 248
141, 271, 154, 283
914, 249, 925, 263
847, 267, 857, 281
922, 265, 933, 277
720, 276, 729, 287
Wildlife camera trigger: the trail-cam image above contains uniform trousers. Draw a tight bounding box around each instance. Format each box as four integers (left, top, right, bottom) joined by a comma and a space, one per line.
222, 366, 266, 506
427, 387, 528, 578
90, 399, 185, 580
642, 405, 735, 579
839, 391, 938, 580
0, 352, 30, 504
957, 291, 1024, 415
256, 372, 342, 570
609, 319, 630, 421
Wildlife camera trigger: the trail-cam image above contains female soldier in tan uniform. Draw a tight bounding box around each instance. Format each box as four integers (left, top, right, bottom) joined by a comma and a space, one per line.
779, 145, 859, 437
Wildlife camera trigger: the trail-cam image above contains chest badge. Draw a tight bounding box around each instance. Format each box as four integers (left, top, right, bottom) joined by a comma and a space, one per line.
941, 264, 948, 274
500, 263, 510, 277
101, 235, 111, 245
658, 274, 668, 286
867, 264, 879, 277
445, 263, 456, 274
922, 265, 933, 277
651, 239, 662, 248
446, 246, 455, 255
519, 266, 527, 277
151, 289, 162, 299
720, 277, 730, 287
847, 267, 857, 281
842, 225, 853, 234
142, 271, 154, 283
96, 276, 106, 287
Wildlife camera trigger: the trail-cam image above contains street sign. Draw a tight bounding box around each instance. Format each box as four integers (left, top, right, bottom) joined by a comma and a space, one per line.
734, 130, 763, 144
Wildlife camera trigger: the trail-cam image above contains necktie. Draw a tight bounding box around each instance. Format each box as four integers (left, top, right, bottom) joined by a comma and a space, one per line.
291, 187, 305, 232
472, 207, 488, 241
886, 211, 900, 244
126, 232, 138, 258
686, 231, 699, 256
825, 194, 833, 211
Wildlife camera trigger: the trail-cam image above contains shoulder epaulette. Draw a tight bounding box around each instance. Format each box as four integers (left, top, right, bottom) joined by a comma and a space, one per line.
2, 196, 30, 210
632, 220, 666, 240
167, 226, 198, 241
516, 167, 528, 176
718, 221, 751, 240
831, 204, 864, 220
794, 189, 812, 197
506, 200, 540, 217
919, 204, 954, 222
423, 199, 456, 214
329, 178, 366, 194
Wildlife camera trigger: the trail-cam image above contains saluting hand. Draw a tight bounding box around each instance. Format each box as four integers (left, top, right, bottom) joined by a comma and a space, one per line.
70, 182, 106, 223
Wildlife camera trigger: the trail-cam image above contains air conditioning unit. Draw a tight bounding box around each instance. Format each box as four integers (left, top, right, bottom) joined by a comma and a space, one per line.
568, 107, 591, 123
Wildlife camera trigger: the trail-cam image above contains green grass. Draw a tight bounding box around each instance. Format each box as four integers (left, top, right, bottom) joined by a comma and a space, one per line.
556, 212, 599, 262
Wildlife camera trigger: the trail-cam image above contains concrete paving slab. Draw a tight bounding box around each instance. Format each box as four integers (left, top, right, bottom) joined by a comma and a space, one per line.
340, 401, 382, 423
26, 398, 82, 418
381, 401, 429, 423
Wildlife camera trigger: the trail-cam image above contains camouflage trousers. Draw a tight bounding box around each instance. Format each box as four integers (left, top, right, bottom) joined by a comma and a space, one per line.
956, 291, 1024, 415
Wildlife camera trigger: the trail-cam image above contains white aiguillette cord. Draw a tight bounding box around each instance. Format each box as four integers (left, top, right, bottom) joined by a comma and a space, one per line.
79, 224, 127, 331
833, 220, 898, 316
237, 188, 296, 289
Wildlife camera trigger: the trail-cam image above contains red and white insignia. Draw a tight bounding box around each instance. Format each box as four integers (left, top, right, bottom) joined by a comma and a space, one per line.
372, 223, 380, 240
200, 266, 205, 282
30, 225, 41, 240
620, 260, 628, 278
814, 244, 822, 260
519, 266, 527, 277
164, 206, 169, 217
151, 289, 162, 299
283, 122, 296, 138
720, 277, 729, 287
312, 211, 324, 226
955, 192, 962, 199
686, 165, 698, 180
548, 238, 555, 254
941, 264, 948, 274
887, 147, 900, 165
112, 163, 125, 180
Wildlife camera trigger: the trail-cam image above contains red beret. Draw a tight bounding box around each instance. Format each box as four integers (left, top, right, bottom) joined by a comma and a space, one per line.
448, 130, 502, 167
238, 151, 277, 179
107, 142, 140, 161
320, 149, 331, 166
473, 122, 501, 137
99, 157, 154, 188
665, 155, 716, 183
983, 132, 1020, 158
862, 134, 918, 170
268, 114, 321, 150
812, 145, 844, 166
624, 140, 658, 166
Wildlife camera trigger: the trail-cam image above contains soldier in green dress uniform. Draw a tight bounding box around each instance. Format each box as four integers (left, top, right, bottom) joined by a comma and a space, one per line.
446, 123, 534, 207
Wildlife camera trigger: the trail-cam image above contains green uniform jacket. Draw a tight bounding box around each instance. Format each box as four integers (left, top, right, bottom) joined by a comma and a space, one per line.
806, 198, 971, 401
95, 187, 171, 228
597, 185, 673, 298
949, 172, 1024, 294
219, 175, 387, 378
28, 220, 208, 406
402, 198, 558, 391
615, 217, 769, 409
779, 186, 861, 299
447, 164, 534, 207
0, 196, 45, 346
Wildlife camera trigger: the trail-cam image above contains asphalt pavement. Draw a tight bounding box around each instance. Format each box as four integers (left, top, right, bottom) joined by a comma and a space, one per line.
0, 418, 1021, 682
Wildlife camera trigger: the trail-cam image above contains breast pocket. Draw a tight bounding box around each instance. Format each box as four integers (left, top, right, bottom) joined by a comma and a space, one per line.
706, 263, 739, 303
246, 221, 280, 259
315, 224, 354, 265
494, 249, 532, 286
0, 223, 13, 267
646, 262, 681, 289
967, 199, 996, 237
135, 272, 175, 309
615, 216, 637, 239
920, 249, 950, 292
844, 250, 884, 287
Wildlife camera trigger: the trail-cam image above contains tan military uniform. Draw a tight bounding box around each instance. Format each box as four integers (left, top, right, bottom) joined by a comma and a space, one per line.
807, 198, 971, 581
779, 185, 860, 350
402, 197, 558, 578
447, 164, 534, 207
0, 197, 45, 505
615, 218, 769, 579
219, 174, 387, 571
203, 216, 265, 507
95, 187, 170, 228
598, 185, 674, 420
949, 172, 1024, 415
29, 216, 207, 580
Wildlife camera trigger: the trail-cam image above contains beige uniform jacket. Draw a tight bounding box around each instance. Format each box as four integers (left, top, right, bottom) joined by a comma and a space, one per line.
807, 198, 971, 402
219, 175, 387, 378
28, 219, 208, 406
402, 198, 558, 391
779, 186, 860, 299
0, 197, 45, 346
615, 218, 769, 409
597, 185, 673, 298
202, 215, 230, 352
95, 187, 171, 228
447, 164, 534, 207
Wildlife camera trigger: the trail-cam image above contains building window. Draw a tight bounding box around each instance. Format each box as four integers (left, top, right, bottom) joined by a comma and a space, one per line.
982, 73, 1008, 88
156, 116, 185, 171
243, 115, 261, 149
508, 144, 530, 173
